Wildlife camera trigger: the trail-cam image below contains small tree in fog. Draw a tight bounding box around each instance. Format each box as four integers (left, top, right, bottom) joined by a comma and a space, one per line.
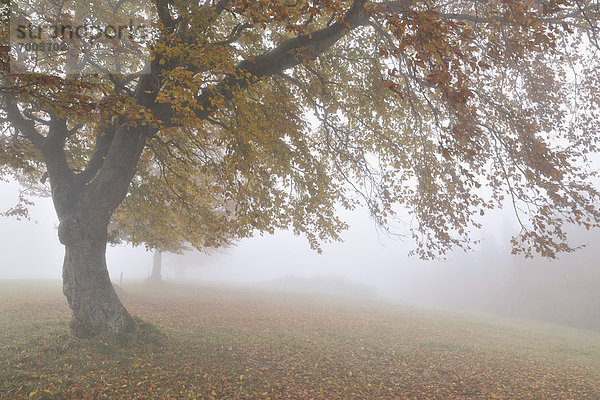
107, 180, 236, 283
2, 1, 600, 335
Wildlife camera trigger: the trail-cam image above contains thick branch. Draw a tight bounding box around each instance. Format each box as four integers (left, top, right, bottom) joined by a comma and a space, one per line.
34, 115, 83, 221
74, 126, 116, 185
152, 0, 370, 124
155, 0, 176, 30
2, 94, 45, 148
83, 124, 154, 220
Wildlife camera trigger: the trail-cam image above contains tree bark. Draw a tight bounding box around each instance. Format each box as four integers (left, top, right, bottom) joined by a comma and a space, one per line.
62, 236, 134, 335
59, 211, 135, 336
49, 123, 148, 336
150, 250, 163, 282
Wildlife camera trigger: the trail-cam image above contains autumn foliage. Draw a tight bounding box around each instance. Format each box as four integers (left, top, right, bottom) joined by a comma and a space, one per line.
1, 0, 599, 257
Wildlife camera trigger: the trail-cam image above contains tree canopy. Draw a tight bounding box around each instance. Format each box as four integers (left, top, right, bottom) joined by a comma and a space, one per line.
2, 0, 600, 260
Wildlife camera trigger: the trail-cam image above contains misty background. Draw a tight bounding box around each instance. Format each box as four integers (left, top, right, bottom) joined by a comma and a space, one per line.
1, 178, 599, 331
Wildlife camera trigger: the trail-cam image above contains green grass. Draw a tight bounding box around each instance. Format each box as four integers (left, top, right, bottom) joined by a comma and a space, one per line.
1, 280, 599, 399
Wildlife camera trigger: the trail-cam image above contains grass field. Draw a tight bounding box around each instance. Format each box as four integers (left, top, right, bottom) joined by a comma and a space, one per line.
1, 280, 599, 399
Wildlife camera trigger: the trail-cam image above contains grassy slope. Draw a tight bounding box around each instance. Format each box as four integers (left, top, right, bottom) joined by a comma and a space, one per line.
1, 281, 599, 399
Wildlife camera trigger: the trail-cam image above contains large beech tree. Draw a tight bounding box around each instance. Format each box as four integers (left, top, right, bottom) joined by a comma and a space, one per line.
1, 0, 600, 334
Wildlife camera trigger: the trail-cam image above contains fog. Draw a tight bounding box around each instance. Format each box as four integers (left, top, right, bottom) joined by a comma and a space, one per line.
1, 179, 599, 331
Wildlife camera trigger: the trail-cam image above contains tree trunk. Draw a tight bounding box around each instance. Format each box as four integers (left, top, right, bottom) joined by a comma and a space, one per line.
50, 122, 149, 335
150, 250, 162, 282
62, 237, 134, 335
32, 79, 156, 336
58, 209, 135, 336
